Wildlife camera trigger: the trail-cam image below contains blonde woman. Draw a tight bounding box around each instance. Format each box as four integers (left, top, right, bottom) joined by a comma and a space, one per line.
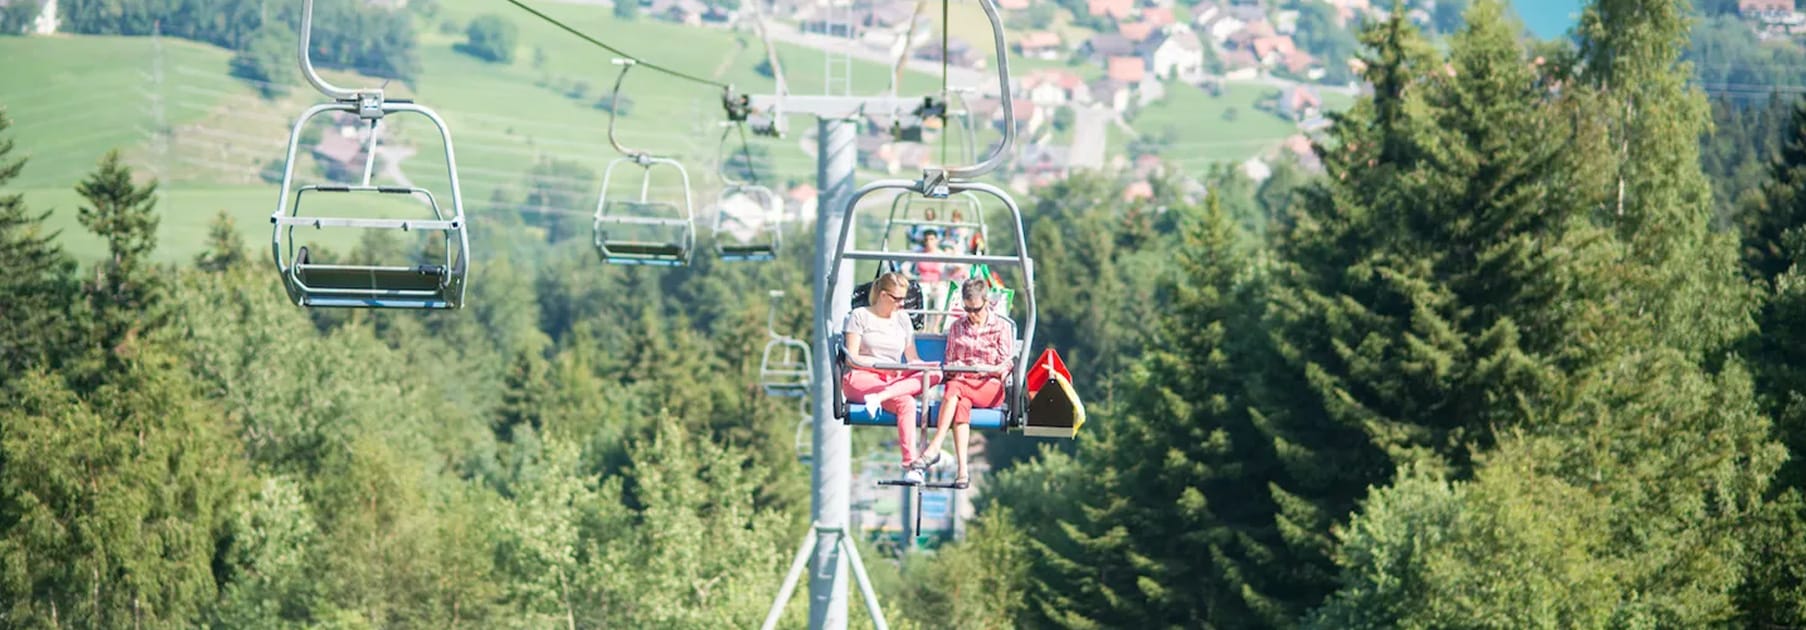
843, 272, 941, 483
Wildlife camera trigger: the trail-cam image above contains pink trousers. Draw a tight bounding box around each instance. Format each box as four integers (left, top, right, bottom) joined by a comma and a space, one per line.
844, 367, 941, 465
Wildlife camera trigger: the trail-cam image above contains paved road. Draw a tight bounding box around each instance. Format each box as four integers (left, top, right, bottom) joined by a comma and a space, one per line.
1068, 105, 1109, 170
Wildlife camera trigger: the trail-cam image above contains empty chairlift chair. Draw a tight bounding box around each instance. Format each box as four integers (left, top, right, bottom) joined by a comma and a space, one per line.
270, 0, 469, 309
593, 60, 697, 267
714, 123, 783, 261
715, 185, 781, 261
760, 290, 813, 396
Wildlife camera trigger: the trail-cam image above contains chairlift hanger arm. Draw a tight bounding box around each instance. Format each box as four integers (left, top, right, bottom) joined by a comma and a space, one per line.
605, 59, 654, 160
941, 0, 1013, 180
298, 0, 361, 102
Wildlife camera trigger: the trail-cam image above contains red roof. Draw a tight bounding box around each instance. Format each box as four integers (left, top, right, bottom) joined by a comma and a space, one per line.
1018, 31, 1062, 49
1087, 0, 1133, 19
1122, 180, 1154, 201
1118, 21, 1156, 42
998, 0, 1030, 8
1141, 7, 1175, 26
1253, 35, 1297, 59
1107, 56, 1146, 82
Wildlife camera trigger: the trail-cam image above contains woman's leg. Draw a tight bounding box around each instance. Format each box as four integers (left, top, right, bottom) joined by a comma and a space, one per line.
922, 387, 963, 464
954, 422, 971, 484
845, 370, 926, 464
952, 378, 1003, 483
881, 377, 926, 465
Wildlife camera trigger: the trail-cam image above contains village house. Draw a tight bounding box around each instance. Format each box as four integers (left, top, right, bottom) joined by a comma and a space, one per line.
1273, 8, 1299, 34
1141, 27, 1204, 82
914, 37, 980, 67
1020, 69, 1090, 106
1281, 134, 1323, 171
1141, 7, 1176, 27
1087, 0, 1134, 20
1278, 85, 1322, 121
1132, 154, 1165, 180
1089, 78, 1133, 113
1079, 33, 1138, 64
1251, 34, 1298, 68
1206, 15, 1245, 43
647, 0, 709, 26
1016, 31, 1064, 60
1107, 55, 1146, 84
1191, 0, 1221, 25
1741, 0, 1793, 15
1118, 21, 1157, 43
311, 114, 370, 180
785, 184, 817, 221
1020, 143, 1071, 182
1122, 180, 1154, 203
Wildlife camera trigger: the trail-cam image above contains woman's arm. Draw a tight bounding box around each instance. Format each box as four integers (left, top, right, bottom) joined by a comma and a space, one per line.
845, 331, 872, 369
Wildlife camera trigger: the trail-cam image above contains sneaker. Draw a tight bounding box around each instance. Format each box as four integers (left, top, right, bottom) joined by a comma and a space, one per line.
902, 469, 925, 485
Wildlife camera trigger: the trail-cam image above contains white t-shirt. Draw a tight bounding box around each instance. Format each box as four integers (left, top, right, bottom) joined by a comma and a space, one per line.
844, 307, 913, 365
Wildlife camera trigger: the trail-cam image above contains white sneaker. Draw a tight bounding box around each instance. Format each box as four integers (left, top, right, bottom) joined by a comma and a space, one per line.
902, 469, 925, 485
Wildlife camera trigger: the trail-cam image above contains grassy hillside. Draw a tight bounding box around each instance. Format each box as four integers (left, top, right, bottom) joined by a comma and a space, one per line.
1132, 80, 1353, 167
1, 0, 1355, 263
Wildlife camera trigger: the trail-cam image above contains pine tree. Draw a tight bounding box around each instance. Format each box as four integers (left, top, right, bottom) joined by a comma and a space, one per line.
195, 209, 249, 273
1733, 95, 1806, 627
1248, 2, 1622, 621
74, 149, 164, 369
0, 110, 77, 375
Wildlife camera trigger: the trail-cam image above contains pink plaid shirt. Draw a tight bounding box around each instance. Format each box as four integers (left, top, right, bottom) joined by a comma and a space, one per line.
944, 310, 1013, 378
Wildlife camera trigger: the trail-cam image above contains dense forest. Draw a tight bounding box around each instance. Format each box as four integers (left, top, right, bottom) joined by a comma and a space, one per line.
12, 0, 1806, 627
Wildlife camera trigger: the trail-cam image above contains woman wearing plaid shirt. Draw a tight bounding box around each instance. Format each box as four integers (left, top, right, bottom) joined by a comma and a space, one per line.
920, 281, 1014, 489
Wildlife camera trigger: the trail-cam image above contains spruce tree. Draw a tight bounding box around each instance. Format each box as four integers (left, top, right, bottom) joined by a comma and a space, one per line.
1248, 2, 1621, 621
1733, 95, 1806, 627
73, 149, 164, 369
195, 210, 248, 273
0, 110, 77, 375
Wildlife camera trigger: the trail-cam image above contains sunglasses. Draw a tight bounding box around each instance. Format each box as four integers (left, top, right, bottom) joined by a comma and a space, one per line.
963, 304, 987, 313
886, 292, 908, 302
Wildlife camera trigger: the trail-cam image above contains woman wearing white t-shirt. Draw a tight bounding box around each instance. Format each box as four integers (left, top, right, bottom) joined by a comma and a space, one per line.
844, 272, 941, 482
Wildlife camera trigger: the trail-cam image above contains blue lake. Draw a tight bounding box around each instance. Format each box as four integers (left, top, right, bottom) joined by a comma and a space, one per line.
1510, 0, 1586, 39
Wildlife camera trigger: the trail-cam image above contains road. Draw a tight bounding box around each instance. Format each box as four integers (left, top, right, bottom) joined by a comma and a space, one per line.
1068, 105, 1109, 170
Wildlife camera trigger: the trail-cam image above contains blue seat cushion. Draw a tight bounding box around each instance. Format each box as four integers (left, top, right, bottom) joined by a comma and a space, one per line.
914, 335, 946, 362
301, 295, 451, 309
845, 401, 1007, 430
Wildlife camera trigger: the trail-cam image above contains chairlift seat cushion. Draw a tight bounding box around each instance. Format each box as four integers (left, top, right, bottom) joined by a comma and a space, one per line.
302, 295, 452, 309
720, 243, 776, 256
914, 335, 946, 363
296, 264, 448, 293
845, 402, 1006, 430
603, 241, 687, 258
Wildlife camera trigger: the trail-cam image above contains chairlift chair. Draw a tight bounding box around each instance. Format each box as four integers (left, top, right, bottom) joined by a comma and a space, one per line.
593, 59, 698, 267
881, 190, 988, 254
825, 0, 1083, 460
271, 0, 469, 309
713, 123, 783, 261
760, 290, 813, 396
